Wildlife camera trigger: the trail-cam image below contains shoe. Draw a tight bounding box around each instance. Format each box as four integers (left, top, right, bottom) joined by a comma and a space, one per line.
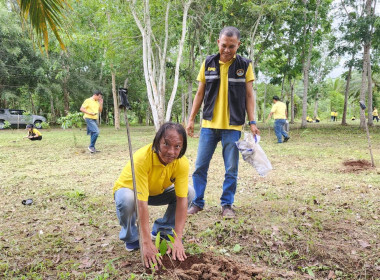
151, 231, 173, 241
187, 204, 203, 215
88, 147, 95, 153
221, 205, 236, 219
94, 148, 100, 153
284, 137, 290, 142
125, 240, 140, 252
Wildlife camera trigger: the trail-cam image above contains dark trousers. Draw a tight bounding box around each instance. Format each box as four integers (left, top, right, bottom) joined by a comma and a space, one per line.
29, 136, 42, 141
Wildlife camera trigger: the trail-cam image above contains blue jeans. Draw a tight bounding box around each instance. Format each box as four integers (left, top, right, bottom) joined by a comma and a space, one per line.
85, 118, 99, 148
192, 128, 241, 209
114, 185, 195, 243
274, 119, 288, 143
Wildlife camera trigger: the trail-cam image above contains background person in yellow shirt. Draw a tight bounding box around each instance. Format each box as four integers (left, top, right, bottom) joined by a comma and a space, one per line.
373, 107, 379, 122
186, 26, 260, 219
113, 122, 194, 268
24, 124, 42, 141
80, 90, 103, 153
267, 96, 289, 143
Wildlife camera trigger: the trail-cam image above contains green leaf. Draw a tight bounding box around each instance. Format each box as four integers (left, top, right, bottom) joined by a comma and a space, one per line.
159, 240, 167, 256
233, 244, 242, 253
167, 234, 175, 243
307, 268, 315, 277
155, 232, 161, 249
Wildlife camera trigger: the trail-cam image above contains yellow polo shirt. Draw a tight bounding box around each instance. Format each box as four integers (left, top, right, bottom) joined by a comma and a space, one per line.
113, 144, 189, 201
373, 109, 378, 116
197, 58, 255, 130
81, 97, 100, 119
32, 128, 41, 136
271, 101, 287, 119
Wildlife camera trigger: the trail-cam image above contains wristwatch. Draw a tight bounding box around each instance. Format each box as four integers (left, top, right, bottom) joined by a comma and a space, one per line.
248, 120, 256, 125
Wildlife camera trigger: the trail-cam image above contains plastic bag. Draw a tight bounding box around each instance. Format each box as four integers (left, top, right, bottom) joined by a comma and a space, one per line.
236, 132, 272, 177
283, 120, 289, 133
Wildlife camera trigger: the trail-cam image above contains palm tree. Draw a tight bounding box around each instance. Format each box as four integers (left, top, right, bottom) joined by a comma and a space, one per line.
16, 0, 70, 52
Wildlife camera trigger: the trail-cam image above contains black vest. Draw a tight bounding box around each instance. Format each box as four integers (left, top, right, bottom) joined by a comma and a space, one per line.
203, 54, 251, 126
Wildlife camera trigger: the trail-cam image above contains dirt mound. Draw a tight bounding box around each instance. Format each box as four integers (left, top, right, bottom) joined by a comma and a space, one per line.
342, 159, 373, 173
150, 253, 264, 279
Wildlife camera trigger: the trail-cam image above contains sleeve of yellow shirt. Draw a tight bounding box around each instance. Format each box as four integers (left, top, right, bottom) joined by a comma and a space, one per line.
172, 157, 189, 198
197, 61, 206, 83
245, 63, 255, 82
33, 129, 41, 136
134, 162, 150, 201
81, 98, 89, 109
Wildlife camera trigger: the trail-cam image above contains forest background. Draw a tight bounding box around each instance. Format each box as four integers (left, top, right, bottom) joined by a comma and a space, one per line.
1, 0, 379, 130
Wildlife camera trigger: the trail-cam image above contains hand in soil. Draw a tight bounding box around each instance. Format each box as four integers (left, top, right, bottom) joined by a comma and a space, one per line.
167, 237, 187, 261
143, 240, 162, 269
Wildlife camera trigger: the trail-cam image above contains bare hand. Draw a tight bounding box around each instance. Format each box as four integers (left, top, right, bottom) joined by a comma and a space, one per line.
98, 96, 103, 104
142, 240, 162, 269
186, 120, 194, 137
168, 237, 187, 262
250, 124, 260, 136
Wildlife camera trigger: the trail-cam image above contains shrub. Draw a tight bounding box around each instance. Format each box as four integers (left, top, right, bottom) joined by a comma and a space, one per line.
58, 112, 84, 129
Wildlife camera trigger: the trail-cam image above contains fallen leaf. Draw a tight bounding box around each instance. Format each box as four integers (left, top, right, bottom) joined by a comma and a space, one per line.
78, 258, 94, 269
328, 270, 336, 279
358, 240, 371, 249
55, 255, 61, 264
119, 261, 131, 268
75, 236, 84, 242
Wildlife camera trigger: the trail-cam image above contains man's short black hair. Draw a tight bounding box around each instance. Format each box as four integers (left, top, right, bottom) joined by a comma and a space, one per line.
94, 90, 102, 96
152, 122, 187, 159
273, 96, 280, 101
219, 26, 240, 40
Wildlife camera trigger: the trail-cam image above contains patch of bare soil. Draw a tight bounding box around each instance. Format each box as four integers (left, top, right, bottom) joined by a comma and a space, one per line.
147, 253, 264, 279
342, 159, 373, 173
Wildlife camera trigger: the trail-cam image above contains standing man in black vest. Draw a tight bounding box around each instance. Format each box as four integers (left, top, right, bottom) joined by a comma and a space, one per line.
186, 26, 260, 219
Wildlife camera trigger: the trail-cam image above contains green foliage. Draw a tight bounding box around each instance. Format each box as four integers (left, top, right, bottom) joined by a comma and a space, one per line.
41, 121, 50, 129
3, 121, 11, 129
58, 112, 84, 129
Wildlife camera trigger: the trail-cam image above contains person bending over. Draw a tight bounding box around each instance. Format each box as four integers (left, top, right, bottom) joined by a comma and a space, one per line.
113, 122, 194, 269
24, 124, 42, 141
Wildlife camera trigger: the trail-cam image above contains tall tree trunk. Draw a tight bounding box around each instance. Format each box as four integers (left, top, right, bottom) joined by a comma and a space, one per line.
290, 78, 295, 124
342, 61, 353, 126
63, 68, 70, 116
165, 0, 193, 122
301, 0, 321, 128
130, 0, 192, 130
359, 0, 373, 128
111, 67, 120, 130
280, 75, 285, 99
313, 97, 318, 119
367, 51, 373, 126
50, 93, 56, 123
29, 91, 36, 114
262, 83, 267, 122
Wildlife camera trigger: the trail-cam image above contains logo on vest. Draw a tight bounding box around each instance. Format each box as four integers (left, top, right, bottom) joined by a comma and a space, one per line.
236, 69, 244, 76
207, 67, 216, 72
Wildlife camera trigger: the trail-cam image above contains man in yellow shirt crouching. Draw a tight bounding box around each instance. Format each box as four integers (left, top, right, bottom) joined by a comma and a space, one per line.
113, 122, 194, 269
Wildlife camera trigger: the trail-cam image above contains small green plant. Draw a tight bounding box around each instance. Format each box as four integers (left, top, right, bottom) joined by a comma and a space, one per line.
233, 244, 242, 253
3, 121, 11, 129
41, 121, 50, 129
107, 112, 114, 126
58, 112, 84, 129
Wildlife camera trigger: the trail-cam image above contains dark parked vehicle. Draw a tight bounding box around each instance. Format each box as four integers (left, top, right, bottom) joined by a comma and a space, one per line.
0, 109, 46, 129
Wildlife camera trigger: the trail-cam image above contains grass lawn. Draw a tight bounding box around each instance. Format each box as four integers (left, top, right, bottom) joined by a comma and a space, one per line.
0, 122, 379, 279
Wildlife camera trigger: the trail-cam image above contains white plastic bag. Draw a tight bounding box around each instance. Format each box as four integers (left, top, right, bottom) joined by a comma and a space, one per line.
236, 132, 273, 177
283, 120, 289, 133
